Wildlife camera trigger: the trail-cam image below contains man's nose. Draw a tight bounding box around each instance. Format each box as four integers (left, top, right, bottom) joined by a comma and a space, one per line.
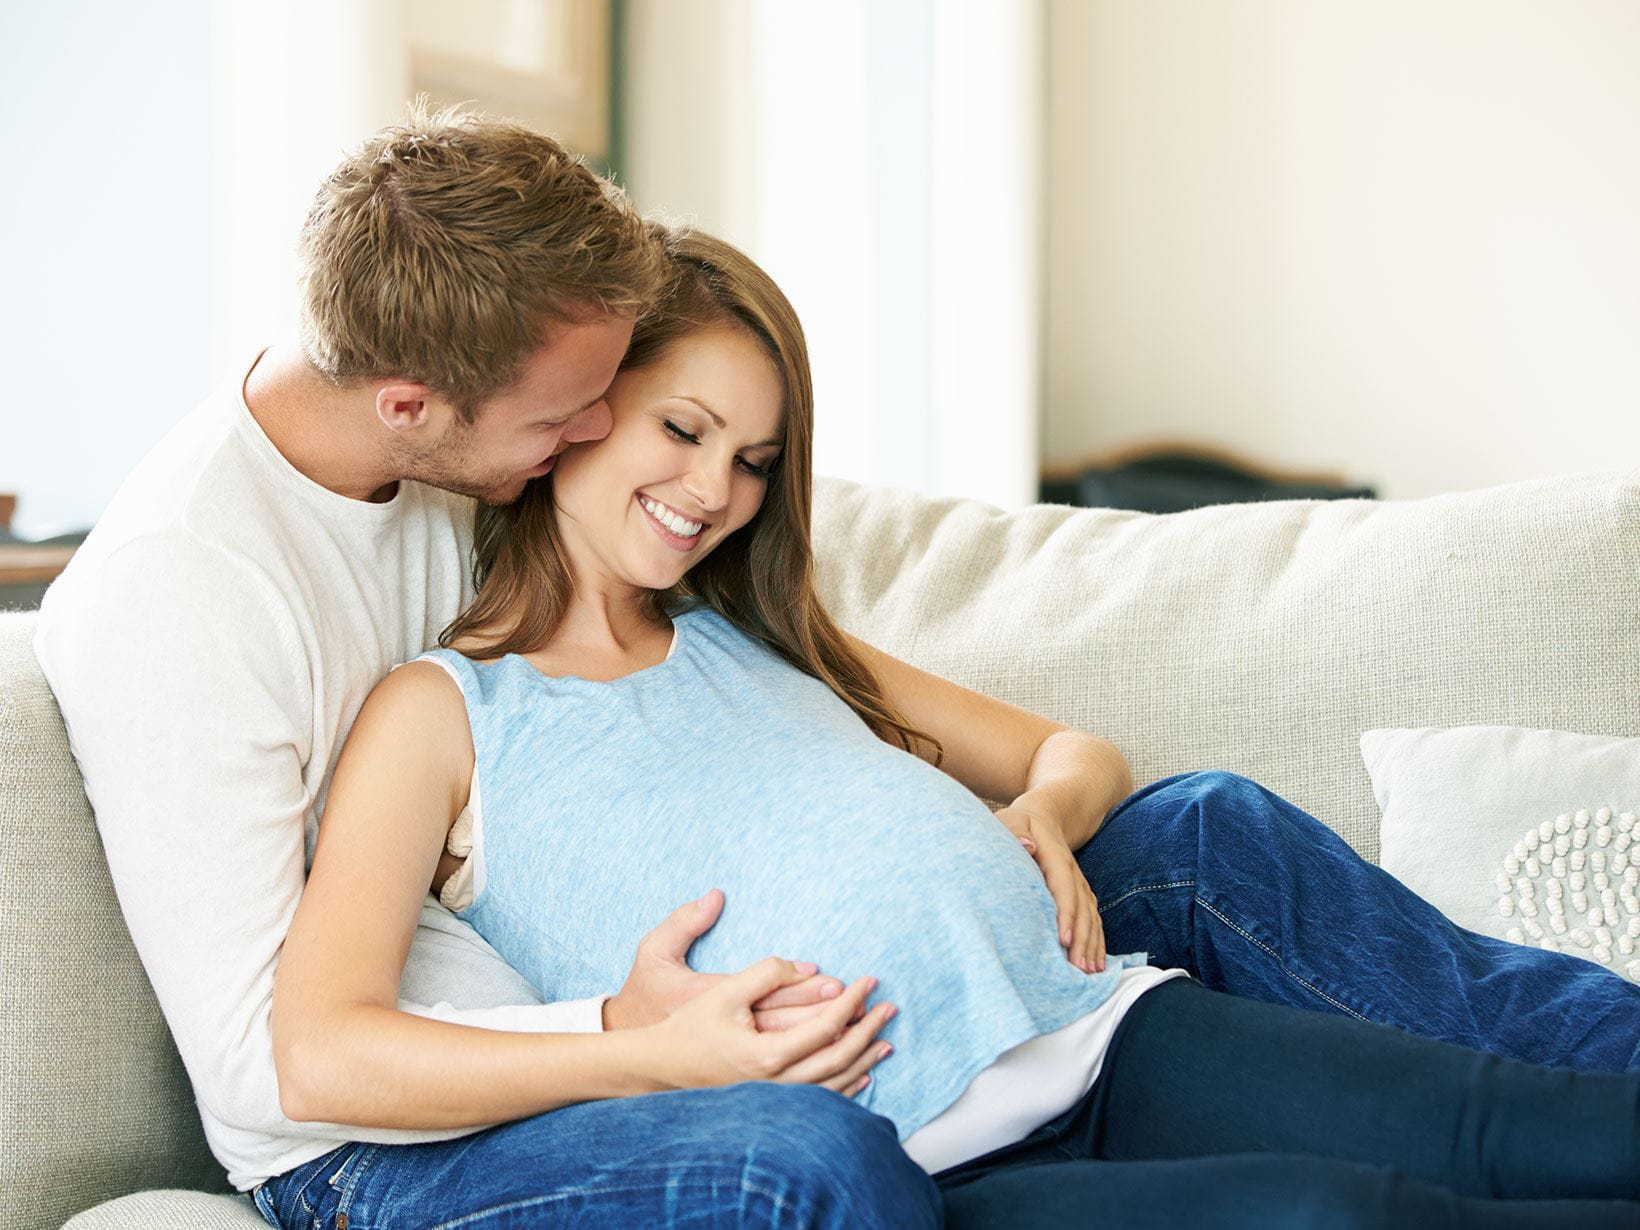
563, 399, 612, 444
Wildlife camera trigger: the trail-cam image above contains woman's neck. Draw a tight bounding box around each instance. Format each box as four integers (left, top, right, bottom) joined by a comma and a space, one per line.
516, 589, 675, 682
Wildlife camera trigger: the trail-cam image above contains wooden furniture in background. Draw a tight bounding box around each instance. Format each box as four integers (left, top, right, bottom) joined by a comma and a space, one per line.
0, 493, 77, 590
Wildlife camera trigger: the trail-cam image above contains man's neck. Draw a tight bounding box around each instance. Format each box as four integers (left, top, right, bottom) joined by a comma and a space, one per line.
242, 344, 400, 503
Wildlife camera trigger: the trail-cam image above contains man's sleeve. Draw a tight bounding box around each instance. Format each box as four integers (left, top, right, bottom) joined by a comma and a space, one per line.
37, 534, 610, 1142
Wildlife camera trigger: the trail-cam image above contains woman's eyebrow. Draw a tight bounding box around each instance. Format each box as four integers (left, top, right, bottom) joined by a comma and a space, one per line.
675, 396, 782, 448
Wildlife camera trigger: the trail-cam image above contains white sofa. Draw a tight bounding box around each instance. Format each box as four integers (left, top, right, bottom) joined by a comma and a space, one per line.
4, 471, 1636, 1229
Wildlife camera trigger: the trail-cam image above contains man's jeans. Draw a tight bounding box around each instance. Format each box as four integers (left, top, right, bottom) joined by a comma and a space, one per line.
254, 1082, 940, 1229
1081, 771, 1640, 1071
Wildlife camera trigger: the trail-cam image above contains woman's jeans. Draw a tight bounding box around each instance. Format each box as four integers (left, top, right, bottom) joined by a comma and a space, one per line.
254, 1082, 940, 1229
1081, 771, 1640, 1071
258, 770, 1640, 1226
937, 979, 1640, 1228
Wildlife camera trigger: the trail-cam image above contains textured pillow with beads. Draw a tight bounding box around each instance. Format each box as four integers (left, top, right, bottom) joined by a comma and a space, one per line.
1362, 726, 1640, 983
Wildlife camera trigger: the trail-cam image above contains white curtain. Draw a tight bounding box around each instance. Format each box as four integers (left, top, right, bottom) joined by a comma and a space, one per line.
625, 0, 1045, 510
210, 0, 409, 373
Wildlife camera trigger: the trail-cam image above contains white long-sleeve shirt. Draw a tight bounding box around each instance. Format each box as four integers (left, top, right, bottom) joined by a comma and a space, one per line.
34, 355, 607, 1190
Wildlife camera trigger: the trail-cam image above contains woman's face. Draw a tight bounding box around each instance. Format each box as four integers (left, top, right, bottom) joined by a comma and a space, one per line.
550, 324, 785, 595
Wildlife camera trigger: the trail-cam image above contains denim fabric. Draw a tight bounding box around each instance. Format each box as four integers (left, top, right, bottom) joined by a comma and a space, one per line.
938, 980, 1640, 1228
254, 1082, 940, 1229
1079, 771, 1640, 1071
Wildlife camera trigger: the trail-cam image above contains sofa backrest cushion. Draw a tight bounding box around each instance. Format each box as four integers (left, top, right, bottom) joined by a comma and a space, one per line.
0, 612, 227, 1230
811, 470, 1640, 862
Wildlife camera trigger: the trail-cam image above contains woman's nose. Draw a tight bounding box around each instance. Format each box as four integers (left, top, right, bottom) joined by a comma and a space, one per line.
682, 462, 731, 511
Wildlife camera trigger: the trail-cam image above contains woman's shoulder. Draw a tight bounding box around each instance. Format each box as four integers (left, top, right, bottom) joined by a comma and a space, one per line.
338, 658, 475, 790
365, 656, 472, 726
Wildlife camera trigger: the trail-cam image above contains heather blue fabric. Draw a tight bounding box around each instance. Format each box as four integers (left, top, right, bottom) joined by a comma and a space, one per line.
421, 605, 1143, 1140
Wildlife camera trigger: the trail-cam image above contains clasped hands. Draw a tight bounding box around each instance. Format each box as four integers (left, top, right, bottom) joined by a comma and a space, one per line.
602, 888, 894, 1097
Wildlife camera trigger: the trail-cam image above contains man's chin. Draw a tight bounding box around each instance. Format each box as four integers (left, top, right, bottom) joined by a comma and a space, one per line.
475, 479, 530, 508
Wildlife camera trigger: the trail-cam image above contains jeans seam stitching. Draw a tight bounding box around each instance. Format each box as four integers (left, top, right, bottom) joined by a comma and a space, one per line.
426, 1176, 790, 1229
334, 1143, 381, 1219
1195, 896, 1368, 1020
1100, 879, 1196, 912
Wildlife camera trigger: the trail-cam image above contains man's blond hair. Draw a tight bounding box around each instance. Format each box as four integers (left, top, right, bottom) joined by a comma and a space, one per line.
297, 102, 666, 416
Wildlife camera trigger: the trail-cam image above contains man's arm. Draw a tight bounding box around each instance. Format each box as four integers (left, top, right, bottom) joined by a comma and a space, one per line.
35, 534, 605, 1141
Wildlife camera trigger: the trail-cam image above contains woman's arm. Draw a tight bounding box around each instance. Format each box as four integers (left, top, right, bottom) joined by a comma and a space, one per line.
273, 662, 894, 1129
848, 636, 1133, 972
848, 635, 1133, 833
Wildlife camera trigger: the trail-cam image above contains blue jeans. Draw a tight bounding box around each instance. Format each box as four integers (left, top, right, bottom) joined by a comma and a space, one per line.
1080, 771, 1640, 1071
254, 1082, 939, 1229
259, 770, 1639, 1226
938, 979, 1640, 1228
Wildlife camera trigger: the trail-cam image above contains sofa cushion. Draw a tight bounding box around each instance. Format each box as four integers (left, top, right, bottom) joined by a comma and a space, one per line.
61, 1191, 264, 1230
811, 470, 1640, 862
1365, 724, 1640, 981
0, 612, 228, 1230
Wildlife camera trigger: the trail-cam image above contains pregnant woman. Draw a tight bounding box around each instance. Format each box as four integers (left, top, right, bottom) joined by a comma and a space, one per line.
268, 227, 1640, 1228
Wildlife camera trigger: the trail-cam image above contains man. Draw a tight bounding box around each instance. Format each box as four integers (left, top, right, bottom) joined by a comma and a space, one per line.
36, 105, 937, 1228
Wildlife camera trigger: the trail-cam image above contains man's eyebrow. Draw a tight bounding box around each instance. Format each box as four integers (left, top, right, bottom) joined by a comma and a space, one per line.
676, 396, 783, 449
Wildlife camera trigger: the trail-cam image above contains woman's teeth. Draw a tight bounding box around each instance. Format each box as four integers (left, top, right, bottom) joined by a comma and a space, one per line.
642, 497, 704, 538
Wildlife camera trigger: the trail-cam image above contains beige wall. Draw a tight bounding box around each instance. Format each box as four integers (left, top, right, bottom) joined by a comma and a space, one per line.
1046, 1, 1640, 498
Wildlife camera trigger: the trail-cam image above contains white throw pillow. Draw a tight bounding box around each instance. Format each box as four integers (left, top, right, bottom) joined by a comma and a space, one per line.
1362, 726, 1640, 982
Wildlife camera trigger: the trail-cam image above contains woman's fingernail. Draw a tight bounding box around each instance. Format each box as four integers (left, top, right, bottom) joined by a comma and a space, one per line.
884, 1004, 899, 1021
858, 1076, 872, 1090
795, 961, 818, 975
820, 980, 841, 998
879, 1042, 894, 1058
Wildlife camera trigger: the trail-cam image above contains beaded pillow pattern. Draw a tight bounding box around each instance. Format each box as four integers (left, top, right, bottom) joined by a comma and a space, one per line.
1496, 808, 1640, 982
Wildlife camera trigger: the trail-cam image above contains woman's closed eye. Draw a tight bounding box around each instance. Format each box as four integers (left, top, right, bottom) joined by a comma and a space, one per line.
664, 419, 778, 479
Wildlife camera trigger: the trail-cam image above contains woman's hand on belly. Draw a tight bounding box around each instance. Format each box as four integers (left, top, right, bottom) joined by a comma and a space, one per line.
639, 956, 897, 1098
603, 888, 863, 1033
995, 806, 1108, 973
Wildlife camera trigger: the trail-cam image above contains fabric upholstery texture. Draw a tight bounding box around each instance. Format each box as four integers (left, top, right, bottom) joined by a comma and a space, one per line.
3, 469, 1637, 1226
60, 1190, 264, 1230
810, 471, 1640, 861
0, 612, 229, 1230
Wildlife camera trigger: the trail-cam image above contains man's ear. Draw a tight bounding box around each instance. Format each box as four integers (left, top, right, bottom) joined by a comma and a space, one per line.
376, 382, 436, 434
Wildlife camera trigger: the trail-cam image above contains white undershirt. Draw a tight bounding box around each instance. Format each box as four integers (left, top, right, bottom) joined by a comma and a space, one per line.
903, 964, 1186, 1173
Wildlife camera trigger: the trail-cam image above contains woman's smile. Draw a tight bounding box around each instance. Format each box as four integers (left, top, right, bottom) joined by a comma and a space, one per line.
637, 493, 707, 551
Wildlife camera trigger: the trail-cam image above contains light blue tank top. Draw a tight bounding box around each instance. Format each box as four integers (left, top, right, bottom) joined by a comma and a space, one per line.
421, 605, 1143, 1139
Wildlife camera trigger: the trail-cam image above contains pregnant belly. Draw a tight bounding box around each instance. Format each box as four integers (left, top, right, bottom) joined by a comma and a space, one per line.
479, 790, 1070, 1022
466, 785, 1119, 1138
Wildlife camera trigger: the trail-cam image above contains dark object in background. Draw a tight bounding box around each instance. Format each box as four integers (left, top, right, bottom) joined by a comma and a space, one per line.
0, 494, 87, 611
1041, 448, 1375, 514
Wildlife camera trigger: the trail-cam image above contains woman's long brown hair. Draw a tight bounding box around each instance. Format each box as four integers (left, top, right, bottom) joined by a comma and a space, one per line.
441, 225, 941, 762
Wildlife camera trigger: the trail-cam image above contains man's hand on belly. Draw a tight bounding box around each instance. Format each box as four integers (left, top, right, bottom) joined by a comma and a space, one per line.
601, 888, 861, 1032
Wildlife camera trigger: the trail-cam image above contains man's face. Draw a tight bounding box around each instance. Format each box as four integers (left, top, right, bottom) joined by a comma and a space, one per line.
403, 313, 636, 506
